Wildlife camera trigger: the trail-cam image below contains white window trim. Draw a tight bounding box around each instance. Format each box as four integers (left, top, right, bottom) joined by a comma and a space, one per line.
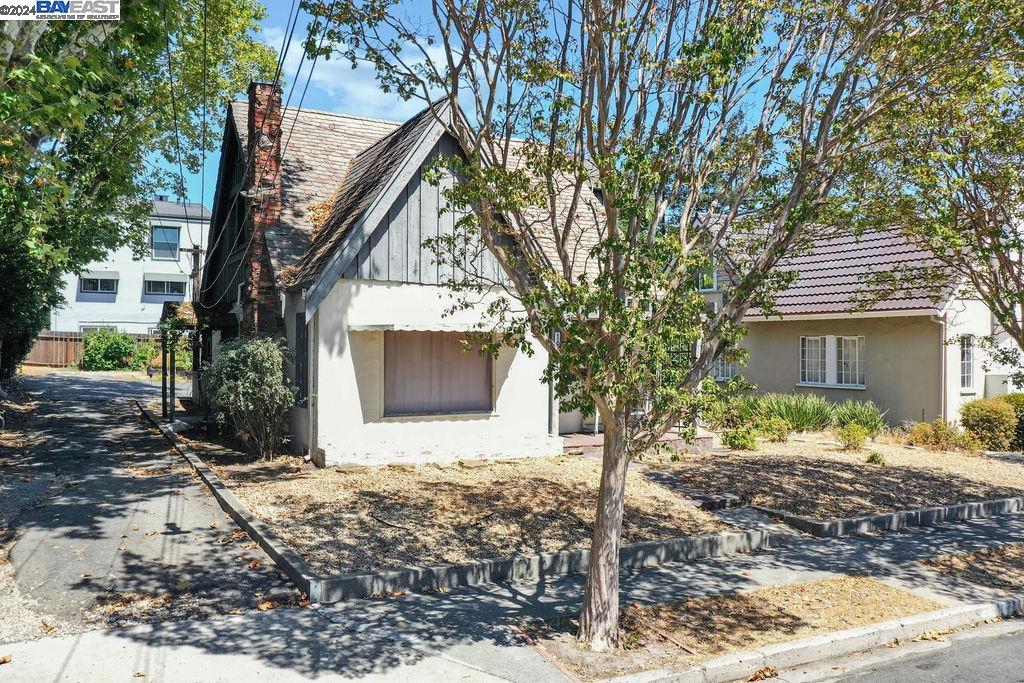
80, 324, 118, 334
960, 336, 975, 394
144, 279, 186, 295
797, 334, 866, 389
150, 225, 181, 261
79, 276, 118, 294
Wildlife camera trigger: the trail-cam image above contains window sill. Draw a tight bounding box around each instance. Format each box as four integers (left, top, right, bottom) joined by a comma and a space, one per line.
960, 389, 977, 396
795, 382, 866, 391
379, 411, 498, 422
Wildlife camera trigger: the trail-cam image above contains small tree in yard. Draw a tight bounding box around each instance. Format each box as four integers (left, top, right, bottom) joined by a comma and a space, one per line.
203, 338, 296, 460
307, 0, 1022, 648
857, 67, 1024, 384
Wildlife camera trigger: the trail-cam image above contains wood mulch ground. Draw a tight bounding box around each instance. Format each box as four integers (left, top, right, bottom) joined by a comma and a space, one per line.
530, 576, 943, 680
651, 435, 1024, 519
180, 433, 728, 575
923, 543, 1024, 594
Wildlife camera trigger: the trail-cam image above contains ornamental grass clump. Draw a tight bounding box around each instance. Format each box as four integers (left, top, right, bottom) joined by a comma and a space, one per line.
757, 393, 835, 431
203, 338, 296, 460
834, 400, 887, 436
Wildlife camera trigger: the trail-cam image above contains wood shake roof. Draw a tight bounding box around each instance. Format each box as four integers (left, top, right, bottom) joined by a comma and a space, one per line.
747, 228, 951, 318
229, 100, 401, 280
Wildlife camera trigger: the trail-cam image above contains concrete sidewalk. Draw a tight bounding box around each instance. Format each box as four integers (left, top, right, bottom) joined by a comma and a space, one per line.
3, 512, 1024, 682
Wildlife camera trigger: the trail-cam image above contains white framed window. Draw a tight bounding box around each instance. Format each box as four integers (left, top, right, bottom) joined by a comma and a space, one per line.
383, 331, 493, 416
144, 279, 186, 295
81, 325, 117, 334
80, 277, 118, 293
713, 356, 738, 380
799, 336, 827, 384
696, 259, 717, 292
799, 335, 866, 388
836, 336, 865, 386
151, 226, 180, 260
960, 336, 974, 390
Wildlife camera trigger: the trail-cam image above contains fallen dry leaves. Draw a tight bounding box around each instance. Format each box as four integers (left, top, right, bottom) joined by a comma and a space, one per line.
923, 543, 1024, 593
748, 667, 779, 681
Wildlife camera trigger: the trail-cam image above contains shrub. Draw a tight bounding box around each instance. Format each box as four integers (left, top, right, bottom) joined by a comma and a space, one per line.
960, 398, 1018, 451
834, 400, 887, 436
757, 393, 835, 431
756, 415, 793, 443
203, 338, 296, 459
906, 419, 981, 452
705, 393, 759, 430
837, 422, 870, 450
998, 393, 1024, 451
80, 330, 152, 371
722, 425, 759, 451
866, 450, 885, 465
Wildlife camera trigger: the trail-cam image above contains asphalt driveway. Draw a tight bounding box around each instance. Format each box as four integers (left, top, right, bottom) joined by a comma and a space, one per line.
0, 371, 297, 643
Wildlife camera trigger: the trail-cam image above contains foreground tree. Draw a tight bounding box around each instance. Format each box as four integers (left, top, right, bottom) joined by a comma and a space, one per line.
0, 5, 275, 376
309, 0, 1022, 648
857, 68, 1024, 384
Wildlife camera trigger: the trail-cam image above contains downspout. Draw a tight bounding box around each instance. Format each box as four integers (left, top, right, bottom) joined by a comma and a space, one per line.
931, 314, 947, 421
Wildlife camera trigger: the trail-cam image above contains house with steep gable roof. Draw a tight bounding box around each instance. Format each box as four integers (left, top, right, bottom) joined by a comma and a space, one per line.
199, 82, 594, 466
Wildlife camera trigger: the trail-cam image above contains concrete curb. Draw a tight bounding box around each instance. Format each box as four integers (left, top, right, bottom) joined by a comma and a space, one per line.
752, 497, 1024, 537
138, 403, 789, 602
137, 402, 321, 598
609, 593, 1024, 683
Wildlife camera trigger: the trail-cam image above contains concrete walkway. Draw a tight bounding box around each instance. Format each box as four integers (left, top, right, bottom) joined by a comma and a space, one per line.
4, 512, 1024, 681
2, 373, 295, 641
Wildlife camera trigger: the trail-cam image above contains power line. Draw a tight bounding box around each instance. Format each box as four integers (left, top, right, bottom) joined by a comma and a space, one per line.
160, 2, 191, 278
204, 4, 336, 308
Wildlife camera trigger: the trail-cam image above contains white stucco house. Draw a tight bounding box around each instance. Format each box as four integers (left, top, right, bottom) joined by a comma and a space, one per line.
50, 197, 211, 334
198, 83, 600, 467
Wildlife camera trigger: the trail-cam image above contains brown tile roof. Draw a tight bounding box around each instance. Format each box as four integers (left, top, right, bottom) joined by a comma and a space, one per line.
747, 228, 951, 318
229, 100, 401, 280
291, 106, 438, 287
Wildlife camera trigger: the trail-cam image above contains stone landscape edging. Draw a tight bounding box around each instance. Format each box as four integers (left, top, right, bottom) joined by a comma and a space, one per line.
138, 403, 790, 602
609, 592, 1024, 683
752, 497, 1024, 538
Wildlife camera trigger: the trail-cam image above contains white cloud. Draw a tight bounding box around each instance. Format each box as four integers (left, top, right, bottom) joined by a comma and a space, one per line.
259, 26, 429, 121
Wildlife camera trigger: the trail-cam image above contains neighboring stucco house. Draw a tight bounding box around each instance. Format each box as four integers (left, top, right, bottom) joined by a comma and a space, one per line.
198, 82, 600, 467
51, 197, 211, 334
709, 229, 999, 424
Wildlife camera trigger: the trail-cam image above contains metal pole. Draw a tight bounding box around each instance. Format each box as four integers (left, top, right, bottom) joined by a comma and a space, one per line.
169, 337, 176, 423
161, 332, 168, 419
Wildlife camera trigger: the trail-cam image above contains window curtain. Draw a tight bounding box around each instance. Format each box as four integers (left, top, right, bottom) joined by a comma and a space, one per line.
383, 331, 492, 416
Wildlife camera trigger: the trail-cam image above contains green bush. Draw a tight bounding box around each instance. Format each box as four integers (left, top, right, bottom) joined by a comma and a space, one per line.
837, 422, 870, 450
705, 393, 759, 430
757, 393, 835, 431
866, 450, 885, 465
203, 338, 296, 459
722, 425, 759, 451
960, 398, 1018, 451
80, 330, 153, 371
756, 415, 793, 443
998, 393, 1024, 451
907, 419, 981, 452
834, 400, 887, 436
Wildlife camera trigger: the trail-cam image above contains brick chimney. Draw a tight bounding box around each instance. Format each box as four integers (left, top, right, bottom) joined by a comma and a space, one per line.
242, 81, 283, 338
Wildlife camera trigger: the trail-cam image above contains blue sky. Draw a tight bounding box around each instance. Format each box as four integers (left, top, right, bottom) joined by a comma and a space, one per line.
163, 0, 427, 210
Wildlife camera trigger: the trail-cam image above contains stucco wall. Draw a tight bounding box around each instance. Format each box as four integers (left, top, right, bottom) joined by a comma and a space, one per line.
310, 278, 561, 466
741, 315, 943, 424
943, 297, 996, 421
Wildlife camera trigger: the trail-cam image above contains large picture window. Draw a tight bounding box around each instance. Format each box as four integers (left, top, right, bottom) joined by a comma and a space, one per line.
151, 226, 180, 260
144, 279, 186, 295
383, 331, 492, 416
799, 336, 827, 384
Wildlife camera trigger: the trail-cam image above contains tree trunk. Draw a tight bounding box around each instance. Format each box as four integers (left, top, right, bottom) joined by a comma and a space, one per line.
578, 416, 630, 650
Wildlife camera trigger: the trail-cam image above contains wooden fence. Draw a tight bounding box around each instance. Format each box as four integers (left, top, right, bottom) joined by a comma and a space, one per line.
24, 330, 161, 368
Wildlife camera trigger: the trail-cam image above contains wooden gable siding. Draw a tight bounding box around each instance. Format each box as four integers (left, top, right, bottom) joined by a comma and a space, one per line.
342, 134, 505, 285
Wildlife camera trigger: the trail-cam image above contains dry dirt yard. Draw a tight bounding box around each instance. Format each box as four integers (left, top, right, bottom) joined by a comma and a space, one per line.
182, 435, 728, 574
651, 435, 1024, 519
923, 543, 1024, 594
530, 576, 943, 680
